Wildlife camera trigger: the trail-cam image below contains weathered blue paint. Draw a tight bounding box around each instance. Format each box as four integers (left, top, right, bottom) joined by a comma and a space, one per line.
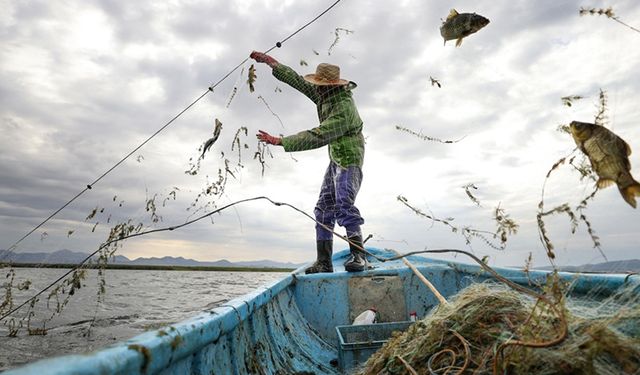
6, 248, 639, 375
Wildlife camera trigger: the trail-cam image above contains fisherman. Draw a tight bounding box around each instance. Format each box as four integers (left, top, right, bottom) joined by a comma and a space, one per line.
250, 51, 366, 274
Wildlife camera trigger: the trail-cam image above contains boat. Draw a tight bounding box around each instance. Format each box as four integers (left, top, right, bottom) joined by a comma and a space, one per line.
5, 247, 639, 375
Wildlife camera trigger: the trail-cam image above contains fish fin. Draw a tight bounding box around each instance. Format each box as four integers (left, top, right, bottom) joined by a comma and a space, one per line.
446, 9, 459, 21
620, 182, 640, 208
597, 178, 616, 189
625, 140, 632, 156
455, 37, 463, 47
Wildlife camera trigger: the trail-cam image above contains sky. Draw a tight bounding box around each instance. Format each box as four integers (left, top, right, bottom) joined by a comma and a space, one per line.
1, 0, 639, 269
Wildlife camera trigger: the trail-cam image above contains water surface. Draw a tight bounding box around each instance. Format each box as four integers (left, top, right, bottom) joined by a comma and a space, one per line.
0, 268, 288, 371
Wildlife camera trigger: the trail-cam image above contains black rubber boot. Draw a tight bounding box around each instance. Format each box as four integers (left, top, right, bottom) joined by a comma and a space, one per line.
344, 235, 366, 272
305, 240, 334, 274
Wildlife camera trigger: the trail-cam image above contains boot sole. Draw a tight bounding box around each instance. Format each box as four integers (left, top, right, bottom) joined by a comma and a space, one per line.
344, 264, 365, 272
305, 268, 334, 274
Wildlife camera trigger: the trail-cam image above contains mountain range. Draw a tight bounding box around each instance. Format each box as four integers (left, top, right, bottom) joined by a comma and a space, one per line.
0, 249, 304, 269
2, 249, 639, 273
543, 259, 640, 273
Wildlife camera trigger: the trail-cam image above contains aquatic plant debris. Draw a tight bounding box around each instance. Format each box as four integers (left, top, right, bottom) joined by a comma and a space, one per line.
395, 125, 465, 144
397, 195, 517, 251
247, 64, 257, 93
462, 183, 480, 206
328, 27, 354, 55
561, 95, 584, 107
579, 7, 640, 34
201, 118, 223, 159
358, 282, 640, 375
536, 154, 605, 261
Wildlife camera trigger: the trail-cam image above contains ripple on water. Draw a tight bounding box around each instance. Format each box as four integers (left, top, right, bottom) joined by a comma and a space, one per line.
0, 269, 287, 372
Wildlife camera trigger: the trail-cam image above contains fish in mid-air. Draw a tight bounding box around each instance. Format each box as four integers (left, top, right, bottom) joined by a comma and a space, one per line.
201, 118, 223, 159
570, 121, 640, 208
440, 9, 490, 47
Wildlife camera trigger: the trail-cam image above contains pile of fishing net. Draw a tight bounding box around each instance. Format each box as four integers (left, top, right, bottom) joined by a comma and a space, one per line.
357, 281, 640, 375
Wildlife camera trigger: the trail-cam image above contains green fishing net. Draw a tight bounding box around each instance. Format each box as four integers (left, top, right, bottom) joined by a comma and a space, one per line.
357, 281, 640, 375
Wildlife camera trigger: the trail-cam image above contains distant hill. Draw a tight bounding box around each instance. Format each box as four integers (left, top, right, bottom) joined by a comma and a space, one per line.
0, 249, 304, 269
546, 259, 640, 273
0, 249, 93, 264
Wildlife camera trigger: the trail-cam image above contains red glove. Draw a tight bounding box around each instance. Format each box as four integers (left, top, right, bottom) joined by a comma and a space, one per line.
250, 51, 279, 68
257, 130, 282, 145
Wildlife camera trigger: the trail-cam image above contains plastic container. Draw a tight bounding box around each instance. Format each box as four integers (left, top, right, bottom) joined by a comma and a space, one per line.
352, 308, 377, 325
336, 321, 413, 372
409, 311, 417, 322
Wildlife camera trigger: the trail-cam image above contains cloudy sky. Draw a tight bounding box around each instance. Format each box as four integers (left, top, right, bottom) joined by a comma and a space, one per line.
1, 0, 639, 269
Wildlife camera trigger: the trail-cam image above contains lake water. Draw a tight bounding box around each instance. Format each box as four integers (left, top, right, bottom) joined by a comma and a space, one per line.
0, 268, 289, 372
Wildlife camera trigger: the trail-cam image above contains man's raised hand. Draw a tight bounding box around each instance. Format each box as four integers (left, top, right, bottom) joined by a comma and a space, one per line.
257, 130, 282, 146
250, 51, 279, 68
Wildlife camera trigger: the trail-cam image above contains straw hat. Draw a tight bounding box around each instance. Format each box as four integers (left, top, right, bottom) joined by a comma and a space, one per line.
303, 63, 349, 86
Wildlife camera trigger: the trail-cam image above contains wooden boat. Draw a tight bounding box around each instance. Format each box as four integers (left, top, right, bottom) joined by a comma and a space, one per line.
5, 247, 639, 375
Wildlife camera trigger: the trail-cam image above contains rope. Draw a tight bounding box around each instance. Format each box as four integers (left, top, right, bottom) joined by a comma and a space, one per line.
1, 196, 300, 320
2, 0, 344, 258
0, 194, 540, 321
390, 248, 449, 306
3, 90, 209, 257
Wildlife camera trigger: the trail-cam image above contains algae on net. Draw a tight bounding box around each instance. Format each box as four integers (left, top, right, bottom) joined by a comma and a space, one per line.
357, 282, 640, 375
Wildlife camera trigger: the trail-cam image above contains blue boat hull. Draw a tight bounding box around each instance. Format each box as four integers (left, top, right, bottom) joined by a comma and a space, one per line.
5, 248, 639, 374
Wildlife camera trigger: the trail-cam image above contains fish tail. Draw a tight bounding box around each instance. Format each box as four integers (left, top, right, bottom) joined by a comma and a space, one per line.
620, 182, 640, 208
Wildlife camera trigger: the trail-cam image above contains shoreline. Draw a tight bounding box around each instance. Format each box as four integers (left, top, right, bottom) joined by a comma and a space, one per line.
2, 262, 295, 272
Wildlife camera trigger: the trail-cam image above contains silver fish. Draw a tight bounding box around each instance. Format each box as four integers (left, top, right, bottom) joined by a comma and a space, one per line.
440, 9, 490, 47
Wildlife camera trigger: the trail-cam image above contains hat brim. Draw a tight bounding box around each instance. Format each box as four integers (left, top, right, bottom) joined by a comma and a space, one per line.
303, 74, 349, 86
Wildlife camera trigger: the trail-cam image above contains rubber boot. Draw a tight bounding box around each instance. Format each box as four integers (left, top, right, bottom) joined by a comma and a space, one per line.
305, 240, 334, 274
344, 235, 366, 272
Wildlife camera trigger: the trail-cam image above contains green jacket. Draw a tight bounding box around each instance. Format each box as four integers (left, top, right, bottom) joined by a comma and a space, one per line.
272, 64, 365, 168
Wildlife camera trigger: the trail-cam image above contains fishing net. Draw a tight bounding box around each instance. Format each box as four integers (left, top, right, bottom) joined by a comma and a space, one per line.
3, 3, 638, 372
356, 280, 640, 375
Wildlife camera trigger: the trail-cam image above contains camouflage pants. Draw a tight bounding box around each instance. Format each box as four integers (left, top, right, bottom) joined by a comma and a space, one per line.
314, 161, 364, 241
